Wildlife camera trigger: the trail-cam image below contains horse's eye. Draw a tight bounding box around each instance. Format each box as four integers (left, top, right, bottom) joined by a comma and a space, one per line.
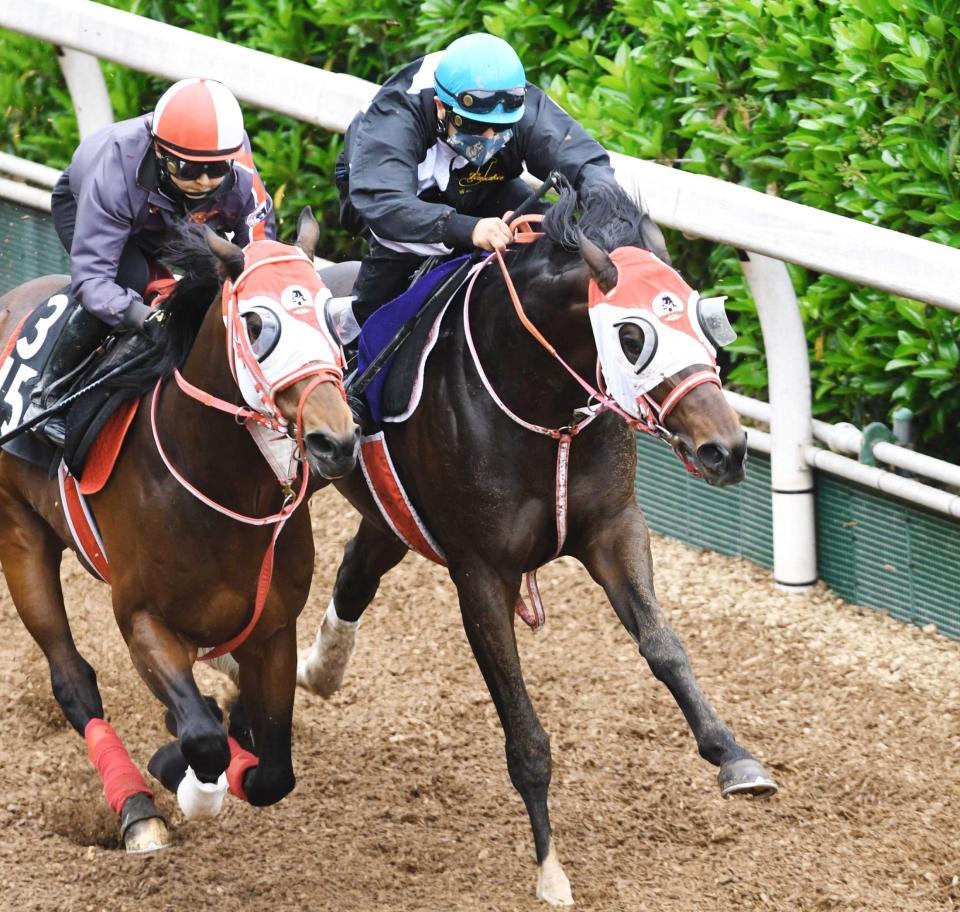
241, 307, 281, 361
618, 324, 644, 363
617, 321, 657, 372
243, 312, 263, 342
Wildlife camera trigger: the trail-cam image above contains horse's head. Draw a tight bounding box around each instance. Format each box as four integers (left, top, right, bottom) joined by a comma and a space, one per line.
205, 209, 359, 479
578, 231, 746, 486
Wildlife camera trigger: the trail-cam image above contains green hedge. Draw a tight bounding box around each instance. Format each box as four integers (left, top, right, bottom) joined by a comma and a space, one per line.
2, 0, 958, 455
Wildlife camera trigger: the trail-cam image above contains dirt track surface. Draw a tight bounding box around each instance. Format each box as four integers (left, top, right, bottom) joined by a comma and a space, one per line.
0, 486, 957, 912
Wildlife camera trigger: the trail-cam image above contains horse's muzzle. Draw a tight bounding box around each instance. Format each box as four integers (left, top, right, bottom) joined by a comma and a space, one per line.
305, 427, 360, 479
696, 432, 747, 486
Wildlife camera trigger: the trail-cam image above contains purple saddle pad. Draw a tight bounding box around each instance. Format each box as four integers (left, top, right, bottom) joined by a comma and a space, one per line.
357, 255, 470, 424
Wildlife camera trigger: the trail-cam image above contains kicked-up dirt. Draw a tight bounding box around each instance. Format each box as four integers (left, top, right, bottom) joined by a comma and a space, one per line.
0, 486, 957, 912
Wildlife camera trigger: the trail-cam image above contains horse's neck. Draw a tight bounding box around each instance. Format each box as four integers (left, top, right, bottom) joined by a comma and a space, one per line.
179, 304, 241, 405
156, 303, 270, 491
465, 260, 596, 423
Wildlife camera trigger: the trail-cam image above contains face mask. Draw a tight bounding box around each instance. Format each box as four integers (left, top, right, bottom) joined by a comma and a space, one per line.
445, 128, 513, 166
587, 248, 735, 418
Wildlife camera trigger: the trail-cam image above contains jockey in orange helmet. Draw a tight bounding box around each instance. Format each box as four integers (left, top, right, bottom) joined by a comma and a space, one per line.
30, 78, 275, 445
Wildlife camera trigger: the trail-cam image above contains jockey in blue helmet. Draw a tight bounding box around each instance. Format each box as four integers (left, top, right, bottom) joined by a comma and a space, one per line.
433, 33, 527, 168
335, 31, 618, 331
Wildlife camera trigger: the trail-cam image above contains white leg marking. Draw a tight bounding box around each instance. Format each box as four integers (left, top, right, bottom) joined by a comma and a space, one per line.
296, 600, 359, 698
536, 843, 574, 907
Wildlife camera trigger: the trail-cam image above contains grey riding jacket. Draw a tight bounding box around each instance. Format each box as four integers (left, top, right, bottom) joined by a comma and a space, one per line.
342, 53, 615, 256
52, 114, 275, 326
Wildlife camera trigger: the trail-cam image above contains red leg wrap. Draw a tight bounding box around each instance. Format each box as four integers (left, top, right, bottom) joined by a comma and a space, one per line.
226, 737, 259, 802
84, 719, 153, 815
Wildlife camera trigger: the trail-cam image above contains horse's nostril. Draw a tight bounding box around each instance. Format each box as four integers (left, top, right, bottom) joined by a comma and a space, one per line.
305, 430, 359, 474
697, 442, 730, 473
305, 431, 337, 460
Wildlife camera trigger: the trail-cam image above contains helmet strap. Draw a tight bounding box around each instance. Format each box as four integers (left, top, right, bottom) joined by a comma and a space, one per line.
436, 103, 452, 140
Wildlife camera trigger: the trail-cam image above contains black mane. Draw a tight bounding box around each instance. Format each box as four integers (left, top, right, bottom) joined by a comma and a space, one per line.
541, 174, 646, 253
97, 224, 223, 397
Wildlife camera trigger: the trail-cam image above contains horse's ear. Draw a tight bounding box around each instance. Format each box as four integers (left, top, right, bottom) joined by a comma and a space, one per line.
204, 228, 245, 281
578, 229, 618, 294
639, 214, 671, 266
295, 206, 320, 261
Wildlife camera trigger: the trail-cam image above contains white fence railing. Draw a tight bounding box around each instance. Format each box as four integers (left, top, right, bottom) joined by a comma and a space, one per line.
3, 0, 958, 591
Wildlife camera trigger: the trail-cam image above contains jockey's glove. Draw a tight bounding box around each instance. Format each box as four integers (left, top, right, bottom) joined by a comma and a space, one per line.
120, 295, 165, 341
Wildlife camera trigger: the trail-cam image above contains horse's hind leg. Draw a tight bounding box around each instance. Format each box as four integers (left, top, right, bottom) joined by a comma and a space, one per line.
0, 497, 168, 852
451, 561, 573, 908
571, 503, 778, 798
298, 517, 407, 697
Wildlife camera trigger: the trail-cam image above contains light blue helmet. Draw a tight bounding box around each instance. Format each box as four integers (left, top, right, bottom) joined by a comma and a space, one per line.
434, 33, 526, 126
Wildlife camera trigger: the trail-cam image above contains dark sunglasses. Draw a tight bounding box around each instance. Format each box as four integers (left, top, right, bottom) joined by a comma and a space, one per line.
451, 112, 513, 135
436, 78, 525, 116
161, 154, 233, 181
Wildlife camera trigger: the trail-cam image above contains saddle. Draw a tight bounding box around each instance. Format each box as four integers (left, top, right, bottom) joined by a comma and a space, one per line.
0, 285, 74, 471
0, 276, 173, 477
356, 254, 473, 426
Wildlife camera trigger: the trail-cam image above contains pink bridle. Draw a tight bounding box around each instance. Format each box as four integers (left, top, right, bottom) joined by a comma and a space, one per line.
150, 248, 346, 661
487, 216, 721, 471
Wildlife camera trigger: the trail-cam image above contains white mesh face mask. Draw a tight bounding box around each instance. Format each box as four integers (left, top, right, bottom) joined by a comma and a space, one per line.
232, 287, 341, 411
221, 244, 344, 418
587, 248, 735, 418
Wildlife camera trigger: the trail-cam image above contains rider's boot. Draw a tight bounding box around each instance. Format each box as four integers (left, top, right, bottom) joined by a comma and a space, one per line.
26, 304, 109, 446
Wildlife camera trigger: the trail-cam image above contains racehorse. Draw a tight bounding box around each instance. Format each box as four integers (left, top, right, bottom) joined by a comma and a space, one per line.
297, 179, 778, 905
0, 210, 358, 852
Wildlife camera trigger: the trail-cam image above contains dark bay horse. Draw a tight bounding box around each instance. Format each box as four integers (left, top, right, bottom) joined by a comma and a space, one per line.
0, 211, 357, 852
298, 180, 777, 904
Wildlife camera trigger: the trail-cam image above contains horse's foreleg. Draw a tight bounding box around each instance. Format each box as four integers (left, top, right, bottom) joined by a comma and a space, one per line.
298, 517, 407, 697
452, 562, 573, 908
124, 609, 230, 812
0, 497, 167, 852
571, 504, 778, 798
233, 620, 298, 806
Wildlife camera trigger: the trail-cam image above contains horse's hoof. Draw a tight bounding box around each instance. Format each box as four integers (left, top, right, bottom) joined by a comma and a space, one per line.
123, 815, 171, 854
718, 757, 779, 798
121, 792, 170, 854
536, 845, 574, 907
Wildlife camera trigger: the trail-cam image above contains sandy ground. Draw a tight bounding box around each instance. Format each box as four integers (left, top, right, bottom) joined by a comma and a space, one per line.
0, 486, 957, 912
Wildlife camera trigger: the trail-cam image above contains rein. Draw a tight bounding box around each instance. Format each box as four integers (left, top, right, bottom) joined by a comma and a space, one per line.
490, 216, 719, 476
150, 251, 343, 661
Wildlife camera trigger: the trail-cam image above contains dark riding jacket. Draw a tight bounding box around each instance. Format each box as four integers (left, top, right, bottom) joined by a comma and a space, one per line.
341, 53, 615, 256
52, 114, 275, 327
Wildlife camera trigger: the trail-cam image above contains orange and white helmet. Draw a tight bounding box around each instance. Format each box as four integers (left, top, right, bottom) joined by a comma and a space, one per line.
151, 78, 244, 161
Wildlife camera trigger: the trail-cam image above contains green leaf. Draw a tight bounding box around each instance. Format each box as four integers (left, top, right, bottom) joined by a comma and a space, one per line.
875, 22, 904, 44
912, 367, 955, 379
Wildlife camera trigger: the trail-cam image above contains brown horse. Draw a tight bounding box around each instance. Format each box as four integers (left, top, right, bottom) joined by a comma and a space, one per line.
298, 180, 777, 905
0, 211, 358, 852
